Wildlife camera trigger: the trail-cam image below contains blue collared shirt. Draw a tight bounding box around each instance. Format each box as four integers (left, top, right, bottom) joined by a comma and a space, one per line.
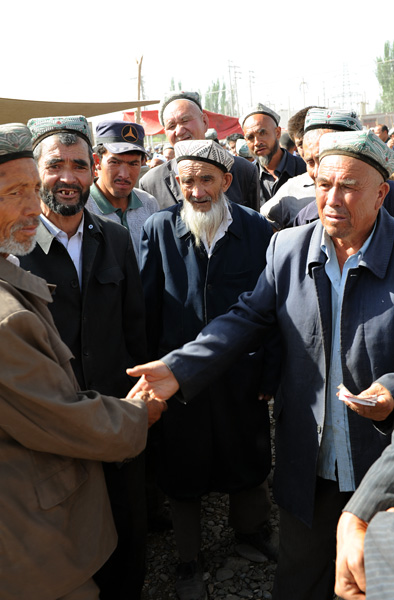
317, 224, 376, 490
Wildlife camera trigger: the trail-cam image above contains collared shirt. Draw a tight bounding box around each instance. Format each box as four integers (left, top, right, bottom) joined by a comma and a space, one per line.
258, 148, 288, 202
40, 213, 84, 287
89, 182, 142, 231
317, 224, 376, 490
200, 203, 233, 257
6, 254, 20, 267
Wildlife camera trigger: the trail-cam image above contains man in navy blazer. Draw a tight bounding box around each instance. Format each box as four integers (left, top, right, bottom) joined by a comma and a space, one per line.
139, 139, 276, 600
128, 130, 394, 600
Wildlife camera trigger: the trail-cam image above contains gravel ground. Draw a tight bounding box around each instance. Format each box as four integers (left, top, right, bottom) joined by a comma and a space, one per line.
141, 491, 279, 600
142, 401, 279, 600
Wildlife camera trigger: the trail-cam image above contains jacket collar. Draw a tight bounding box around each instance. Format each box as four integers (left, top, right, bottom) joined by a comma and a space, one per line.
0, 255, 53, 303
306, 208, 394, 279
36, 209, 102, 255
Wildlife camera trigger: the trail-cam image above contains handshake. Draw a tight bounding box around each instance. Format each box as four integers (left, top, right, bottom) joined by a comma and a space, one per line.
125, 359, 181, 427
129, 390, 168, 427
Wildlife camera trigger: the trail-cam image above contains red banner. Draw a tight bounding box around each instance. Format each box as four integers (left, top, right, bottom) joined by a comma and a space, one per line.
123, 109, 243, 139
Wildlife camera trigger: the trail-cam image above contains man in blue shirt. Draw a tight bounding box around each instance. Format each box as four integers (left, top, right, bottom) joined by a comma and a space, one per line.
127, 130, 394, 600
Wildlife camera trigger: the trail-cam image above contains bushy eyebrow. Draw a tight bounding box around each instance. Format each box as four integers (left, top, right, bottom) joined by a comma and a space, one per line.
45, 157, 89, 167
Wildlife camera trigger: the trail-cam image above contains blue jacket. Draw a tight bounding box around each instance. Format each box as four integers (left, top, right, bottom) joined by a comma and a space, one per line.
165, 208, 394, 524
140, 201, 275, 498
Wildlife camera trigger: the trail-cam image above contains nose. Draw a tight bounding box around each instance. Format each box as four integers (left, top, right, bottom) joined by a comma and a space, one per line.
325, 185, 343, 207
117, 162, 131, 178
191, 182, 206, 199
23, 187, 42, 217
59, 166, 78, 184
175, 123, 186, 139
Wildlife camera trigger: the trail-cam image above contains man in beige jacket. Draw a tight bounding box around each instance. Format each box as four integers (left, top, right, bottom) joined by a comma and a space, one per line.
0, 122, 165, 600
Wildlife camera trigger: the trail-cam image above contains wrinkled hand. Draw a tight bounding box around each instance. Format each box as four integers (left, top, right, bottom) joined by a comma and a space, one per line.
340, 382, 394, 421
335, 511, 367, 599
127, 360, 180, 401
127, 390, 168, 428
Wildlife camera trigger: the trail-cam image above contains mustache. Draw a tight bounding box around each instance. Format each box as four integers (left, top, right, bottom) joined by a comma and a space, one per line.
11, 217, 40, 232
51, 182, 82, 193
114, 177, 132, 184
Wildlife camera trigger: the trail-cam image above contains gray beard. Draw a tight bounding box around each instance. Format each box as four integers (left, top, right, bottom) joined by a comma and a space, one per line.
0, 218, 39, 256
256, 139, 280, 168
181, 192, 230, 248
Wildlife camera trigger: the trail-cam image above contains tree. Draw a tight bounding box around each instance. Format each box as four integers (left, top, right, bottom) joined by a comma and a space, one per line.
204, 79, 231, 114
376, 41, 394, 112
205, 79, 220, 112
169, 78, 183, 91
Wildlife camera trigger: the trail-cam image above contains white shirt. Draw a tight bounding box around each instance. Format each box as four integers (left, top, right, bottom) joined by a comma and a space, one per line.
40, 214, 84, 287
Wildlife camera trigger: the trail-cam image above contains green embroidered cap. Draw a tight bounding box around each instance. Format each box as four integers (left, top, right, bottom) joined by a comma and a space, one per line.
240, 103, 280, 128
27, 115, 93, 149
319, 129, 394, 180
0, 123, 34, 165
304, 108, 362, 134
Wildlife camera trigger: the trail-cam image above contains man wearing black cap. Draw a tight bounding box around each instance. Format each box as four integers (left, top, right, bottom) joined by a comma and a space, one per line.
86, 120, 159, 260
139, 91, 260, 211
240, 103, 306, 205
19, 116, 151, 599
0, 122, 164, 600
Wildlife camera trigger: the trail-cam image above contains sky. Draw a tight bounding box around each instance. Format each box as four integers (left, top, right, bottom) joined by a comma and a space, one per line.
3, 0, 392, 125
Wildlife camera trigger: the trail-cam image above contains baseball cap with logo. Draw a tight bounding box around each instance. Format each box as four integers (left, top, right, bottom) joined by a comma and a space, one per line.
95, 120, 148, 155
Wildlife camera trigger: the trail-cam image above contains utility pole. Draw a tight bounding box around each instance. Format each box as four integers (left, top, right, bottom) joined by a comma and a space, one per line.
228, 61, 235, 116
135, 56, 143, 124
300, 78, 307, 106
249, 71, 255, 106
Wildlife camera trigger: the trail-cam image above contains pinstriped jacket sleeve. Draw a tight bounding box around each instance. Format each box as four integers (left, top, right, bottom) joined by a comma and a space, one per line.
344, 433, 394, 521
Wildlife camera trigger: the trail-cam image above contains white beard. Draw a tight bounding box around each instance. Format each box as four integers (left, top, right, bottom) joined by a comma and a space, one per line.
0, 219, 39, 256
181, 192, 230, 248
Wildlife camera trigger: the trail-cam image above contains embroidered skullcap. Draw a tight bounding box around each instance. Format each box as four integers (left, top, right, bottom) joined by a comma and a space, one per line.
163, 142, 174, 151
304, 108, 362, 134
159, 91, 203, 126
205, 128, 218, 141
319, 130, 394, 180
236, 138, 252, 158
28, 115, 93, 149
95, 120, 147, 155
175, 140, 234, 173
240, 103, 280, 128
0, 123, 34, 165
151, 153, 166, 163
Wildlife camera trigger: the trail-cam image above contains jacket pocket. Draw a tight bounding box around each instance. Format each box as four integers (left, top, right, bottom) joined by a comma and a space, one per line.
95, 266, 125, 286
33, 455, 88, 510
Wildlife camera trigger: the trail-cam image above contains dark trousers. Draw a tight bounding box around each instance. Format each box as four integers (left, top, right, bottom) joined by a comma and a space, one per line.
170, 480, 272, 562
94, 453, 147, 600
273, 477, 352, 600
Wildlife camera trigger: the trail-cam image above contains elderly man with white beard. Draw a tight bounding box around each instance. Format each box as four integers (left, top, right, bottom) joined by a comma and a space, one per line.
139, 140, 276, 600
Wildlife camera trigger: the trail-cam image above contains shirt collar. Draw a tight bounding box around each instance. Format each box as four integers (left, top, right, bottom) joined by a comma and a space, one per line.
320, 221, 377, 266
40, 212, 85, 238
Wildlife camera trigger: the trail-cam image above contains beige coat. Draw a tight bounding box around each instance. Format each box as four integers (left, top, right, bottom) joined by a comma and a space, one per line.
0, 257, 148, 600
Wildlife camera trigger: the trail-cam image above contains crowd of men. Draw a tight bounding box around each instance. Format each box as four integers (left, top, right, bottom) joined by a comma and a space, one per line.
1, 90, 394, 600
